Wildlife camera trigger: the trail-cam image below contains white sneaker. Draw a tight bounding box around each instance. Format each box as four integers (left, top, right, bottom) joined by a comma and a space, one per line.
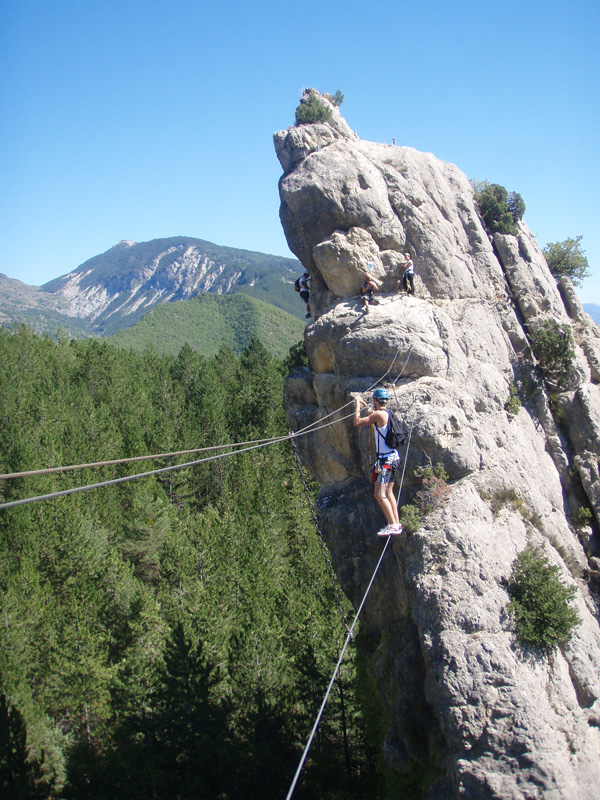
377, 524, 403, 537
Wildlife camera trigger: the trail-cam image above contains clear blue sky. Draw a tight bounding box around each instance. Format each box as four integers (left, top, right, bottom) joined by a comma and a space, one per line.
2, 0, 598, 302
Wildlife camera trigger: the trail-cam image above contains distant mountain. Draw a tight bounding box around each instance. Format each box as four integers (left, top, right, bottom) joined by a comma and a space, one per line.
583, 304, 600, 325
41, 237, 304, 334
0, 273, 94, 338
0, 237, 306, 338
107, 293, 305, 358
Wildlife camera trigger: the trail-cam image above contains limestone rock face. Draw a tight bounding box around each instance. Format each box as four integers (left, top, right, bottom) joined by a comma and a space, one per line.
276, 92, 600, 798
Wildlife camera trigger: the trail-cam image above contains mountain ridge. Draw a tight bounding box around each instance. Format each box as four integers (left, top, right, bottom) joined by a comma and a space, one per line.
0, 237, 306, 337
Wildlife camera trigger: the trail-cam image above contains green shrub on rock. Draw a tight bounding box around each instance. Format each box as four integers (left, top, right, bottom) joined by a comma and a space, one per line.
399, 503, 422, 534
295, 89, 332, 125
506, 545, 580, 650
528, 319, 575, 385
471, 180, 525, 236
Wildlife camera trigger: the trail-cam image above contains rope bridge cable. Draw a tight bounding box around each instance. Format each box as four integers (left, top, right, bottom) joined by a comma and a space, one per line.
284, 537, 392, 800
0, 439, 288, 481
0, 405, 368, 511
285, 426, 414, 800
0, 340, 412, 484
0, 422, 341, 511
0, 344, 414, 509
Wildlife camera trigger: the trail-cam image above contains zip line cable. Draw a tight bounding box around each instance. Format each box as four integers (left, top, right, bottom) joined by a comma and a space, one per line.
0, 344, 415, 510
0, 410, 364, 511
285, 425, 414, 800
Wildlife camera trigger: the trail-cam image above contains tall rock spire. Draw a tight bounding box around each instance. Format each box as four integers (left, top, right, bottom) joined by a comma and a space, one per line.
276, 90, 600, 798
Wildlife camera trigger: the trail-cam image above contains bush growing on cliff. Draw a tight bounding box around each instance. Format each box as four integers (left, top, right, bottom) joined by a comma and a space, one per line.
295, 89, 332, 125
543, 236, 591, 287
528, 319, 575, 386
414, 463, 451, 515
471, 180, 525, 236
506, 545, 580, 650
399, 503, 422, 534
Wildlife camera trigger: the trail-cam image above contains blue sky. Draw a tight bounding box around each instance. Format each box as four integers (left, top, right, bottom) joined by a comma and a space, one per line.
1, 0, 598, 302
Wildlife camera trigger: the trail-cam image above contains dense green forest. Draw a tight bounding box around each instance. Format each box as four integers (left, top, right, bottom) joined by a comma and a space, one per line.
0, 327, 382, 799
108, 294, 306, 359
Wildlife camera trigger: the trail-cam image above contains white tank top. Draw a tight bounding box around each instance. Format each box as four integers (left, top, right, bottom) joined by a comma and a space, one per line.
375, 412, 397, 458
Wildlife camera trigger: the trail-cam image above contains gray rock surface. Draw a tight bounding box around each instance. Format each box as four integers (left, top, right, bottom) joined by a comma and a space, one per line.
276, 92, 600, 798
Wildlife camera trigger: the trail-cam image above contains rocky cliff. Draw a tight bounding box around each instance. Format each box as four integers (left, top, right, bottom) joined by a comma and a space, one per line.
276, 92, 600, 798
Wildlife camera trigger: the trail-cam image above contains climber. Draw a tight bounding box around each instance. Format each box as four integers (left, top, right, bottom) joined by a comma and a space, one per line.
402, 254, 415, 295
295, 272, 311, 318
361, 266, 381, 312
354, 388, 403, 536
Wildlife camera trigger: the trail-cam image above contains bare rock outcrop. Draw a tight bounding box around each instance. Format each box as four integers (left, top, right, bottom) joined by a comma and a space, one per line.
276, 92, 600, 798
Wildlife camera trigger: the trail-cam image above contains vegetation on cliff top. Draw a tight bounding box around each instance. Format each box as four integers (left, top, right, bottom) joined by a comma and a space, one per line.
543, 235, 591, 287
507, 545, 580, 650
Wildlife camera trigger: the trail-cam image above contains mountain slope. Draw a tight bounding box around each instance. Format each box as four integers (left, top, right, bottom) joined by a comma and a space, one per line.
0, 273, 93, 337
107, 293, 305, 358
41, 237, 304, 334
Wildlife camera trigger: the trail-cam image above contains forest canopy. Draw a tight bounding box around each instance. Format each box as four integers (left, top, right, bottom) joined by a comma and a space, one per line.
0, 327, 381, 799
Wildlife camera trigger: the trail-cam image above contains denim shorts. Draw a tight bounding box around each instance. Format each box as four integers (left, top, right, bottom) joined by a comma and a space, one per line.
372, 455, 398, 485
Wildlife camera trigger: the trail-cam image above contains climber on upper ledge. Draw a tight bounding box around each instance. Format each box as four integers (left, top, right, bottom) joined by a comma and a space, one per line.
295, 271, 311, 318
402, 253, 415, 295
360, 267, 381, 312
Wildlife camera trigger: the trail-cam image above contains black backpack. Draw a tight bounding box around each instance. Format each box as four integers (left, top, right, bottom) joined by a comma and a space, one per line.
294, 278, 302, 292
379, 409, 406, 450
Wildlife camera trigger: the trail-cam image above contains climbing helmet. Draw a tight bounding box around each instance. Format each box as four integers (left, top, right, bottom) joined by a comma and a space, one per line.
373, 388, 390, 401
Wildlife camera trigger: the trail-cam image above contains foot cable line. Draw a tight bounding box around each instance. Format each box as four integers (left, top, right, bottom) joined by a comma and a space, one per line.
0, 345, 413, 510
285, 425, 414, 800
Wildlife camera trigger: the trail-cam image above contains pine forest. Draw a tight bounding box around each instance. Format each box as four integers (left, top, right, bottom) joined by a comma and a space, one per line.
0, 326, 387, 799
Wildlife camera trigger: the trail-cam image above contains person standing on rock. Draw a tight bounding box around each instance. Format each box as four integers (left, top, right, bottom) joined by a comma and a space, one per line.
361, 266, 381, 311
402, 254, 415, 295
354, 388, 403, 536
296, 271, 311, 318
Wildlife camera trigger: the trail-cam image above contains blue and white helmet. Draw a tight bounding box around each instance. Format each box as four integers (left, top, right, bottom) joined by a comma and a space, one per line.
373, 388, 390, 401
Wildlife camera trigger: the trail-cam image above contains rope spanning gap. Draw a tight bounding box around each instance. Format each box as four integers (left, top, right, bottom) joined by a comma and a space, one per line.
0, 345, 413, 510
285, 428, 414, 800
0, 437, 291, 481
0, 341, 411, 483
0, 425, 324, 511
0, 406, 367, 511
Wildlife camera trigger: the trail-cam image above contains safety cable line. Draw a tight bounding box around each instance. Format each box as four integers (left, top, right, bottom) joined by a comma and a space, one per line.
284, 537, 391, 800
0, 425, 322, 511
285, 426, 414, 800
0, 341, 411, 483
0, 440, 283, 481
0, 344, 413, 509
